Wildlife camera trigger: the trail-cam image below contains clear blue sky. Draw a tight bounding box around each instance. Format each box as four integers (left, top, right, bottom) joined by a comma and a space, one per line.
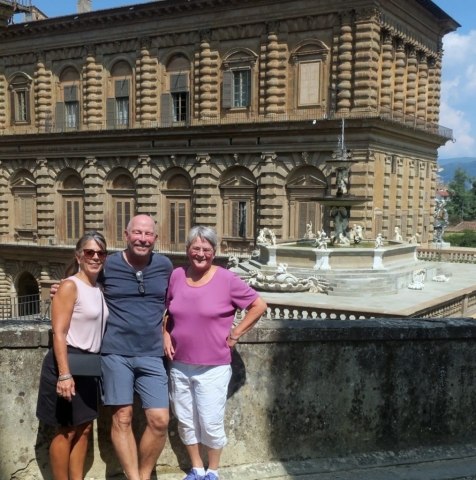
22, 1, 476, 160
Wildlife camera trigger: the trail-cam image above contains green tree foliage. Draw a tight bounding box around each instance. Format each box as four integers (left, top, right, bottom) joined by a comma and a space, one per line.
444, 230, 476, 247
446, 167, 476, 223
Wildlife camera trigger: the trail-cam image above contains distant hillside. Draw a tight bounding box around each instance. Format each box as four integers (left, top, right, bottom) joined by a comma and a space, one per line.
437, 157, 476, 184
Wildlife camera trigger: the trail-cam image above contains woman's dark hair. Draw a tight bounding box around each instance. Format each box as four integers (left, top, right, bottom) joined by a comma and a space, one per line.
64, 231, 107, 278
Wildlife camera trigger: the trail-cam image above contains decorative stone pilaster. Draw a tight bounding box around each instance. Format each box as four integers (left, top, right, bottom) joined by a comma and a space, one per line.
353, 7, 380, 111
405, 46, 418, 117
393, 37, 406, 114
427, 56, 437, 124
380, 29, 394, 112
256, 152, 284, 239
0, 258, 10, 299
83, 157, 105, 232
433, 49, 443, 124
137, 37, 158, 125
83, 46, 103, 128
192, 154, 219, 228
264, 23, 286, 116
0, 74, 6, 129
416, 52, 428, 124
337, 11, 353, 113
35, 158, 55, 243
0, 162, 9, 237
136, 155, 159, 218
199, 31, 219, 119
34, 51, 53, 131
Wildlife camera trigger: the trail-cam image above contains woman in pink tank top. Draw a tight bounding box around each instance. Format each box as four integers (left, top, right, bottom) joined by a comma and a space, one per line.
36, 231, 109, 480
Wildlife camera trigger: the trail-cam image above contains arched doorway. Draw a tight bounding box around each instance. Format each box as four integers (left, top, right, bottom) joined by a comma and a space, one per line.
17, 271, 40, 316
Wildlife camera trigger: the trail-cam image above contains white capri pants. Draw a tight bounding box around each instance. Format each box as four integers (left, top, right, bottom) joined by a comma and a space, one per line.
169, 361, 232, 450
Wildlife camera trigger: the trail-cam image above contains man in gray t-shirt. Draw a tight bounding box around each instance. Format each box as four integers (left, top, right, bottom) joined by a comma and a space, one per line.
100, 215, 173, 480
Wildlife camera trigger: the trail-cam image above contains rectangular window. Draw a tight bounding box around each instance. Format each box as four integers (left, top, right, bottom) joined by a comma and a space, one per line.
169, 201, 188, 244
66, 200, 81, 239
116, 98, 129, 126
16, 91, 28, 122
231, 201, 247, 237
19, 196, 33, 228
65, 102, 79, 129
172, 92, 188, 122
299, 62, 320, 106
233, 70, 251, 107
116, 200, 132, 241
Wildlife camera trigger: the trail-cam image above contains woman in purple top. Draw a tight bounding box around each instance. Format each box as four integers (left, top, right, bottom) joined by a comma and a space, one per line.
164, 226, 267, 480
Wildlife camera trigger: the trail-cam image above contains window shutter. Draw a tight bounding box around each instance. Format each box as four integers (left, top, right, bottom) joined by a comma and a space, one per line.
20, 197, 33, 228
56, 102, 65, 131
115, 79, 130, 98
125, 200, 132, 227
25, 89, 31, 122
298, 202, 307, 238
10, 90, 15, 124
170, 73, 189, 92
309, 203, 316, 225
64, 85, 78, 102
74, 200, 81, 238
66, 200, 73, 238
170, 203, 176, 243
222, 70, 233, 108
161, 93, 172, 126
106, 98, 116, 129
246, 69, 252, 107
178, 202, 186, 243
231, 201, 239, 237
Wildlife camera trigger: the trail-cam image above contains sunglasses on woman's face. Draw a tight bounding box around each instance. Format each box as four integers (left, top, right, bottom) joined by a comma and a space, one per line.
82, 249, 108, 260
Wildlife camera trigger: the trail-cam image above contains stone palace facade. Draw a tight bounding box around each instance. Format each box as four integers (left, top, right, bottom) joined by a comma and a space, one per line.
0, 0, 458, 301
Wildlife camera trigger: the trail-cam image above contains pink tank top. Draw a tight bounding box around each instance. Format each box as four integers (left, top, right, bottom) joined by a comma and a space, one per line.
66, 276, 108, 353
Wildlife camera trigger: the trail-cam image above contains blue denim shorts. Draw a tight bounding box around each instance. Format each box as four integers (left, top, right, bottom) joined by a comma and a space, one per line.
101, 354, 168, 409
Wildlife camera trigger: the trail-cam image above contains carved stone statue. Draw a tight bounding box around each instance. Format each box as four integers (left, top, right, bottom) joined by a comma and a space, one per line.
256, 227, 277, 246
374, 233, 384, 248
336, 167, 349, 195
394, 227, 403, 242
408, 268, 426, 290
314, 229, 328, 250
244, 263, 330, 294
434, 198, 449, 243
408, 233, 420, 244
330, 206, 350, 244
303, 221, 316, 239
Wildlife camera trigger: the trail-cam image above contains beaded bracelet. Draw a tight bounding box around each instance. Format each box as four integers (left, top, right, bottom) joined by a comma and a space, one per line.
229, 334, 239, 342
58, 374, 72, 381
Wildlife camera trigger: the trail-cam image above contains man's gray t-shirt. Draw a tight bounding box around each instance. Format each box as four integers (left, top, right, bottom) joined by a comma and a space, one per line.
99, 251, 173, 356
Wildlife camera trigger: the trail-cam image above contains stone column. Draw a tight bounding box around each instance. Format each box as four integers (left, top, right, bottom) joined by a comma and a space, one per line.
199, 30, 218, 119
83, 157, 105, 232
405, 45, 418, 119
264, 22, 286, 116
337, 11, 353, 113
192, 154, 219, 229
416, 52, 428, 125
393, 37, 406, 115
83, 45, 103, 128
433, 48, 443, 124
34, 51, 53, 132
35, 158, 55, 245
38, 260, 55, 302
380, 29, 394, 113
137, 37, 158, 126
353, 7, 380, 111
136, 155, 159, 218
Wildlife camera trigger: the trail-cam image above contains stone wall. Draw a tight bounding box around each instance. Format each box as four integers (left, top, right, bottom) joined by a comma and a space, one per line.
2, 318, 476, 479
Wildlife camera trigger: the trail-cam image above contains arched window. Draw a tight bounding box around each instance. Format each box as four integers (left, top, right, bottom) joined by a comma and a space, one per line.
56, 67, 81, 131
286, 166, 327, 239
9, 74, 32, 125
56, 171, 84, 244
222, 49, 257, 110
220, 166, 256, 242
106, 170, 135, 243
107, 60, 133, 129
161, 54, 191, 125
10, 170, 37, 241
160, 168, 192, 248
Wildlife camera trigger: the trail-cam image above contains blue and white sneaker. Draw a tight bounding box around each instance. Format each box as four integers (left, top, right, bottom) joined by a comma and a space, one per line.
203, 473, 219, 480
183, 469, 204, 480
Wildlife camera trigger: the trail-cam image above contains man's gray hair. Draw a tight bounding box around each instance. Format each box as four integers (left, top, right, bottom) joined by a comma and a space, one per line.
186, 226, 218, 252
